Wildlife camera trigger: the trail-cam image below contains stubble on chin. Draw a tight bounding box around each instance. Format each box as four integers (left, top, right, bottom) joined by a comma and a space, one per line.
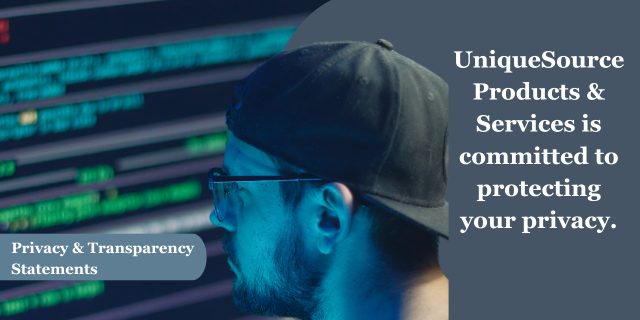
227, 228, 324, 319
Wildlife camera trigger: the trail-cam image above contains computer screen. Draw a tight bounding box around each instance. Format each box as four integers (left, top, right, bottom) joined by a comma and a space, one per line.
0, 1, 326, 318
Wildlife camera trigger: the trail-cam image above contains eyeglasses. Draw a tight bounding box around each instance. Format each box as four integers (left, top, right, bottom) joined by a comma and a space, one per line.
208, 167, 322, 222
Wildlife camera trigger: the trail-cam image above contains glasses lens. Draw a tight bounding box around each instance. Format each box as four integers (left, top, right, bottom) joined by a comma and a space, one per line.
212, 181, 227, 221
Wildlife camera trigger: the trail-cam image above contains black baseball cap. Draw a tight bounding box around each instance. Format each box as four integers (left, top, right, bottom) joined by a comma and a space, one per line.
225, 39, 449, 239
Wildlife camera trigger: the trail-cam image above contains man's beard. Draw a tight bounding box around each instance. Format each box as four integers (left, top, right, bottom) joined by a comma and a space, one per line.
222, 226, 325, 319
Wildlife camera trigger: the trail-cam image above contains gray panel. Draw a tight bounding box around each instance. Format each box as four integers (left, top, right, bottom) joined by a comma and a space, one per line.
285, 0, 639, 319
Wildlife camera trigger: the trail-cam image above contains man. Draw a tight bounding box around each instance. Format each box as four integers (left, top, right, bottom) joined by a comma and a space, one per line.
209, 39, 449, 320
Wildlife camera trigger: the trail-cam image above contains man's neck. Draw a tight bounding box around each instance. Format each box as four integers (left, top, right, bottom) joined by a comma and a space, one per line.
400, 267, 449, 320
313, 249, 448, 320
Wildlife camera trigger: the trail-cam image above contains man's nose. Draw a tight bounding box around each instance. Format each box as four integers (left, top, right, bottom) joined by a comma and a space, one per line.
210, 208, 236, 232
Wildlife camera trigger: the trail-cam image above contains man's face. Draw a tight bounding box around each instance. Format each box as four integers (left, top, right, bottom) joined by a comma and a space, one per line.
212, 133, 323, 318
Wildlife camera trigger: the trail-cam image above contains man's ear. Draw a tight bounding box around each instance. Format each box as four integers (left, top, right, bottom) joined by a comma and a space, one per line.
315, 182, 354, 255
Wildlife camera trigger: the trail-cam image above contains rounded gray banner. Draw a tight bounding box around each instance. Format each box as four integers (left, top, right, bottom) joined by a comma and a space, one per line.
0, 234, 206, 280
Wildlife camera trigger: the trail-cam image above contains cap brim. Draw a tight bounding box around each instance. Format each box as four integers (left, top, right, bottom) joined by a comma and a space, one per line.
361, 193, 449, 240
